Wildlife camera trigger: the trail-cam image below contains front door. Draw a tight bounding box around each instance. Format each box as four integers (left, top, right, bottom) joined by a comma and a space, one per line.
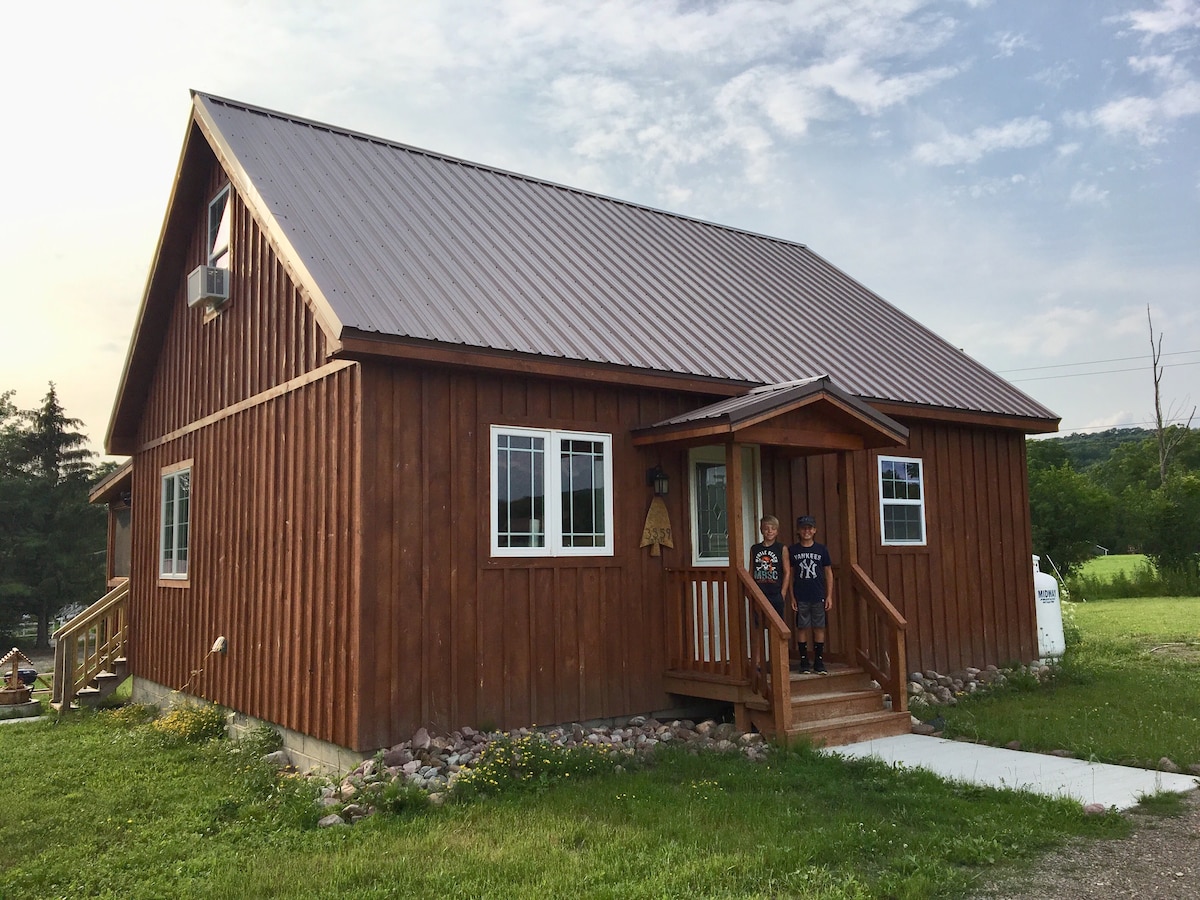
687, 445, 761, 661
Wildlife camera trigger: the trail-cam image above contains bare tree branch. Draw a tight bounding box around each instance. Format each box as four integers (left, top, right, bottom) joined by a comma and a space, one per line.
1148, 305, 1196, 486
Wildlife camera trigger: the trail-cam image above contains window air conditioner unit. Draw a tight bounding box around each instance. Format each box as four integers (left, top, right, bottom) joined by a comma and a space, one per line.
187, 265, 229, 308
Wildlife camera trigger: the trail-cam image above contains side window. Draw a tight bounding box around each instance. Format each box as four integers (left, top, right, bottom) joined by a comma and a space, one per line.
491, 426, 614, 558
878, 456, 926, 546
208, 186, 231, 269
160, 462, 192, 579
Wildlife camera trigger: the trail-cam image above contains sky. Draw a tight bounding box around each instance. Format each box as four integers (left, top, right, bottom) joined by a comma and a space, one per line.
2, 0, 1198, 459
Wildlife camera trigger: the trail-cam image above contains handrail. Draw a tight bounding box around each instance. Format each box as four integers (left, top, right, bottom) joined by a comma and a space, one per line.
735, 569, 792, 735
52, 579, 129, 708
666, 566, 791, 735
850, 563, 908, 714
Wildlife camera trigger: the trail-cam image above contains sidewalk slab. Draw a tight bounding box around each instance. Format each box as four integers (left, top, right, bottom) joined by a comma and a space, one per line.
826, 734, 1199, 810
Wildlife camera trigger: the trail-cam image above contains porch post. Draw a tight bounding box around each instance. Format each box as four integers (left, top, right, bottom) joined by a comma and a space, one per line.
838, 451, 863, 661
725, 441, 745, 676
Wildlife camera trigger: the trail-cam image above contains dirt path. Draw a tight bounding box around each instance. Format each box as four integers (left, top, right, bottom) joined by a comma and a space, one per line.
968, 789, 1200, 899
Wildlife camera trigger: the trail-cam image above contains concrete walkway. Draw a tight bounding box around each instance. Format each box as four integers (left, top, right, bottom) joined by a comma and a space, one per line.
827, 734, 1199, 810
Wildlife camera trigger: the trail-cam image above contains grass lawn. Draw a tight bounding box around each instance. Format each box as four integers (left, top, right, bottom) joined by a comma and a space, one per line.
933, 596, 1200, 770
0, 712, 1123, 900
1075, 553, 1149, 581
5, 594, 1195, 899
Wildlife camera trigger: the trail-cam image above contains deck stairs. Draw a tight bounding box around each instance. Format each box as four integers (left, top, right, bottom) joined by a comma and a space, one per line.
745, 663, 911, 746
57, 657, 130, 710
50, 580, 130, 712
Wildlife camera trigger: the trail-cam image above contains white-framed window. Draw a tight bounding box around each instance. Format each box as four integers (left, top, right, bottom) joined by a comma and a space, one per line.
208, 185, 231, 269
878, 455, 926, 546
491, 426, 614, 557
159, 462, 192, 578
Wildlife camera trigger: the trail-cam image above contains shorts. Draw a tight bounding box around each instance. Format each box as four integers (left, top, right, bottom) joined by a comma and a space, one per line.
794, 599, 827, 630
756, 590, 785, 621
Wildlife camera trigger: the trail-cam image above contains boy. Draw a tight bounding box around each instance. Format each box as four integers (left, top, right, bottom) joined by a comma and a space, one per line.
789, 515, 833, 673
749, 515, 791, 621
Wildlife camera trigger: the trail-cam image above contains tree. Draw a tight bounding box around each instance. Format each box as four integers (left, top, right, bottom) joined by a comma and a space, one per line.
1028, 462, 1114, 576
0, 385, 106, 648
1147, 306, 1196, 486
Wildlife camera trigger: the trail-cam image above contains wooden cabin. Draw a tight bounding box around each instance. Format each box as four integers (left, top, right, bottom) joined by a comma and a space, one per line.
68, 92, 1058, 769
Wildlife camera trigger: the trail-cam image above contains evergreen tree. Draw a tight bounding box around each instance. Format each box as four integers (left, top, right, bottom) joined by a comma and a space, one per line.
0, 385, 106, 648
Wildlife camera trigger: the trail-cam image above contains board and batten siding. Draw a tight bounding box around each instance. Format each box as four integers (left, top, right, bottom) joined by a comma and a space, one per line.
767, 420, 1037, 676
136, 162, 330, 447
131, 366, 361, 748
355, 361, 701, 750
129, 155, 363, 748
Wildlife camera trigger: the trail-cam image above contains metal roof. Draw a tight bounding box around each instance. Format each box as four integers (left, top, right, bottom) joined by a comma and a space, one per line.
194, 92, 1058, 423
642, 376, 906, 434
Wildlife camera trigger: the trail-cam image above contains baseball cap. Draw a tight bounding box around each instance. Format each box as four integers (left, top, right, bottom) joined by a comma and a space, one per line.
796, 515, 817, 528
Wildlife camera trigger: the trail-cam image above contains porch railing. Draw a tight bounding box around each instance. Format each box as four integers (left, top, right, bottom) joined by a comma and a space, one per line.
52, 579, 129, 709
849, 563, 908, 713
666, 567, 791, 733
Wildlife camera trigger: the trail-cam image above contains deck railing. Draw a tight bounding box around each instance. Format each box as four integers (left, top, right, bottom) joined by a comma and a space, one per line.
849, 563, 908, 713
667, 567, 791, 733
52, 579, 129, 709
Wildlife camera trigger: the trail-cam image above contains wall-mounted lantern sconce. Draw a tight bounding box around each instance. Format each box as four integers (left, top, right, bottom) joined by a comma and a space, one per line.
647, 465, 669, 497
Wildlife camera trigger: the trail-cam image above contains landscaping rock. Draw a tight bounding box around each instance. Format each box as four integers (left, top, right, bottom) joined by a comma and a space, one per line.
1157, 757, 1182, 773
318, 814, 348, 828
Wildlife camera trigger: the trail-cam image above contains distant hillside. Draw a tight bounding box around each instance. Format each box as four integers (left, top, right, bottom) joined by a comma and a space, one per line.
1032, 427, 1151, 470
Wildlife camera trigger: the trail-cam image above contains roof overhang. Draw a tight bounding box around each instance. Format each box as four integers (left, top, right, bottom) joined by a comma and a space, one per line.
631, 376, 909, 452
89, 459, 133, 505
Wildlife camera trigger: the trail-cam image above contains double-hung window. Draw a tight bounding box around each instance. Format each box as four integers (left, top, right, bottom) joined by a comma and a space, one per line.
160, 462, 192, 579
878, 456, 926, 546
491, 426, 614, 557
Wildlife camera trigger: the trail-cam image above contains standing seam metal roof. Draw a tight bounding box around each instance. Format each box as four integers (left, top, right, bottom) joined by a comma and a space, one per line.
197, 92, 1057, 422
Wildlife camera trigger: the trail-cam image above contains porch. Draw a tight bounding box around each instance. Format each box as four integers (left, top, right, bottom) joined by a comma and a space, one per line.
636, 377, 914, 744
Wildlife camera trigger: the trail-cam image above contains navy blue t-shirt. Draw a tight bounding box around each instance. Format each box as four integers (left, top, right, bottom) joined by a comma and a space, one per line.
789, 541, 832, 605
749, 541, 787, 599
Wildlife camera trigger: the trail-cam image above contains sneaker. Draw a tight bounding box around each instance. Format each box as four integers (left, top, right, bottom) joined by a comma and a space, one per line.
813, 658, 828, 674
797, 657, 811, 673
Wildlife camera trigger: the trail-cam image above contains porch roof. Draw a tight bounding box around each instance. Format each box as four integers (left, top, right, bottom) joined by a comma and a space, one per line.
631, 376, 909, 452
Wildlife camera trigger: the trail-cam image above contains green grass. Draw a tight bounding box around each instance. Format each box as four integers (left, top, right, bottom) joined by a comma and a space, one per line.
0, 712, 1124, 900
1075, 553, 1149, 581
6, 593, 1196, 899
934, 596, 1200, 770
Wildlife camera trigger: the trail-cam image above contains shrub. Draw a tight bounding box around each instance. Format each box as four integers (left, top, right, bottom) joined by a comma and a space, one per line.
151, 701, 227, 745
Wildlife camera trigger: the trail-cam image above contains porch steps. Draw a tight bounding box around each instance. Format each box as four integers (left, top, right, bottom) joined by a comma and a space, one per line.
738, 664, 911, 746
51, 657, 129, 711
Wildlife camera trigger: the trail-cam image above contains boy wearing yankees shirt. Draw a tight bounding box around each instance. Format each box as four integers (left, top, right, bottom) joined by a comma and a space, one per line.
789, 515, 834, 674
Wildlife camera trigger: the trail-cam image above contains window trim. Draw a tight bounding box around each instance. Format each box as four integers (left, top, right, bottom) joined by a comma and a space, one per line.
159, 460, 193, 582
490, 426, 614, 558
877, 455, 927, 547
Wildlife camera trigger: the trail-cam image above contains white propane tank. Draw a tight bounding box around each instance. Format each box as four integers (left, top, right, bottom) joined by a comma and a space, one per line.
1033, 555, 1065, 659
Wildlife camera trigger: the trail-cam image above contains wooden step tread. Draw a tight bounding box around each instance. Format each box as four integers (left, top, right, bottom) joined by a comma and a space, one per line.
786, 710, 912, 747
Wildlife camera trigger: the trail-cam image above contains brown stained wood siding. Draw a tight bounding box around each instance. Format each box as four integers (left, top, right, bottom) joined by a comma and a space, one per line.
770, 421, 1037, 676
355, 361, 701, 749
136, 160, 329, 446
129, 365, 360, 748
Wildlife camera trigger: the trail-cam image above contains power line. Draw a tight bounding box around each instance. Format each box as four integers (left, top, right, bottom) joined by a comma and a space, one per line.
1009, 359, 1200, 383
997, 349, 1200, 374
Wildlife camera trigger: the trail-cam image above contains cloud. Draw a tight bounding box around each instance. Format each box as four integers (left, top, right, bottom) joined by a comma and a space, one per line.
1068, 182, 1109, 205
1090, 54, 1200, 144
1115, 0, 1200, 38
991, 31, 1036, 58
912, 116, 1053, 165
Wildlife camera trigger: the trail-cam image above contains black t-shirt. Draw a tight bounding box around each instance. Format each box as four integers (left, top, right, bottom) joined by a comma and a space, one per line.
789, 541, 832, 604
750, 541, 787, 597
